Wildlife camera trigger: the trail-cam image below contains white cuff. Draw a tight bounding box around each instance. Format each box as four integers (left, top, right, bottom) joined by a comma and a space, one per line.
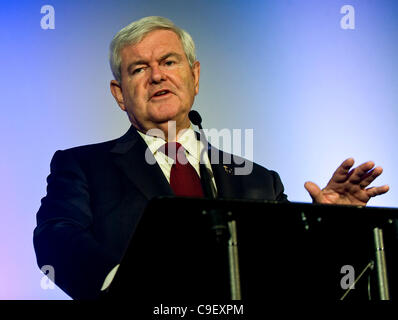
100, 264, 120, 291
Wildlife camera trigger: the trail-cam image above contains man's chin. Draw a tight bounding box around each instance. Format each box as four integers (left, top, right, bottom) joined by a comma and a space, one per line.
149, 112, 185, 127
147, 119, 189, 140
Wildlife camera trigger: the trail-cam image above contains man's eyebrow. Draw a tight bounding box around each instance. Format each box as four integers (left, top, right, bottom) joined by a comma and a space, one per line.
127, 52, 183, 72
127, 60, 147, 73
159, 52, 183, 61
126, 52, 184, 74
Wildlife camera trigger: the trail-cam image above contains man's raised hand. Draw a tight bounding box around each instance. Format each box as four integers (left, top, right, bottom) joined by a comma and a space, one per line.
304, 158, 389, 206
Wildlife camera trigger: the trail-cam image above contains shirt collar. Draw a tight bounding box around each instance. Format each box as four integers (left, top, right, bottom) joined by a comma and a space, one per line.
137, 129, 166, 156
177, 126, 202, 162
137, 125, 203, 161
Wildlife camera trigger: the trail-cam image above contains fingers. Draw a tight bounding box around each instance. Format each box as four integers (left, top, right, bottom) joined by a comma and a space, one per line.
304, 181, 321, 201
330, 158, 355, 183
307, 158, 388, 205
332, 159, 383, 189
366, 185, 390, 197
358, 167, 383, 188
348, 161, 376, 184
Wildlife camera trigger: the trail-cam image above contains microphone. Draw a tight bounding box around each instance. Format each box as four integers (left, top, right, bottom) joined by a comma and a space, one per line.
188, 110, 216, 199
188, 110, 203, 129
189, 110, 228, 246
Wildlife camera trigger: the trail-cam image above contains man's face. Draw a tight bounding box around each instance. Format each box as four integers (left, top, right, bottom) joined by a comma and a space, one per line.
110, 29, 200, 138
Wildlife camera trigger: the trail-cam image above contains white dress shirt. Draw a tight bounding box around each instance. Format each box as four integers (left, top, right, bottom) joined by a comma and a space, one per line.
137, 125, 216, 185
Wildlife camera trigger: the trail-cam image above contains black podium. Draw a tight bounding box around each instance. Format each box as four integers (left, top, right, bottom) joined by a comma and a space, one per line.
103, 197, 398, 301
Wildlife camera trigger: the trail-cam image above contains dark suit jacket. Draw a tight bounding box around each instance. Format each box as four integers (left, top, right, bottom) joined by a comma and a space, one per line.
33, 126, 287, 299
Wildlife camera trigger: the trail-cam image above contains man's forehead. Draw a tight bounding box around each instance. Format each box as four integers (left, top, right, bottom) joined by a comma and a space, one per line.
121, 29, 184, 61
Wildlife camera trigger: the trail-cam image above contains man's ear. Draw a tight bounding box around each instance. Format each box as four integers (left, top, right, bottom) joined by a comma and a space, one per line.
110, 80, 126, 111
192, 61, 200, 95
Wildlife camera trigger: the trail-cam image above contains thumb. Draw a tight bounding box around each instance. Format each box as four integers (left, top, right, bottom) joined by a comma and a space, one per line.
304, 181, 321, 202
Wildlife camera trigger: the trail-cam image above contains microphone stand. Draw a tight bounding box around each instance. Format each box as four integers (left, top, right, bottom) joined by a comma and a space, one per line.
191, 110, 242, 300
373, 227, 390, 300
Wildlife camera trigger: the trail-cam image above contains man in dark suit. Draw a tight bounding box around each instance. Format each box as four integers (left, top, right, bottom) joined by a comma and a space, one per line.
33, 16, 389, 300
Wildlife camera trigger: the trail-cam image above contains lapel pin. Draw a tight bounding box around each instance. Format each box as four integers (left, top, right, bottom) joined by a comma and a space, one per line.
223, 165, 233, 174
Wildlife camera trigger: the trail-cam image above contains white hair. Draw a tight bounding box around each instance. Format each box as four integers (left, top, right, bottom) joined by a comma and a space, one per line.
109, 16, 197, 83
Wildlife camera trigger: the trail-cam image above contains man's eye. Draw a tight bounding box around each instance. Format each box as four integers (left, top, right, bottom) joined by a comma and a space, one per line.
165, 60, 175, 66
132, 67, 144, 74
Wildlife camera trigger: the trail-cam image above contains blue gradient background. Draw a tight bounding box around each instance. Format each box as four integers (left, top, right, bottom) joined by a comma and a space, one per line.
1, 0, 397, 299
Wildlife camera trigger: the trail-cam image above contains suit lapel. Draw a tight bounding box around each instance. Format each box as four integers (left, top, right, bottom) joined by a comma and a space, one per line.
110, 126, 173, 200
193, 130, 243, 199
208, 147, 242, 199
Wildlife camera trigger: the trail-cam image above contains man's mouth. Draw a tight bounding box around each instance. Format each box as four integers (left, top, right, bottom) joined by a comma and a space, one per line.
151, 89, 172, 99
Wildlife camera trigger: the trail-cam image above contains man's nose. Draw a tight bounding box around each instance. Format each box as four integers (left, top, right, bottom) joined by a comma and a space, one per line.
150, 65, 165, 84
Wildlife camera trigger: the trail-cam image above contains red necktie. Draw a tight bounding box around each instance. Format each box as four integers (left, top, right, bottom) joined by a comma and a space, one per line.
160, 142, 204, 197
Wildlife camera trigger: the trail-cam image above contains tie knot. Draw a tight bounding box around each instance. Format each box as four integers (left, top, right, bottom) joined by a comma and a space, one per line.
159, 142, 188, 164
161, 142, 204, 197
